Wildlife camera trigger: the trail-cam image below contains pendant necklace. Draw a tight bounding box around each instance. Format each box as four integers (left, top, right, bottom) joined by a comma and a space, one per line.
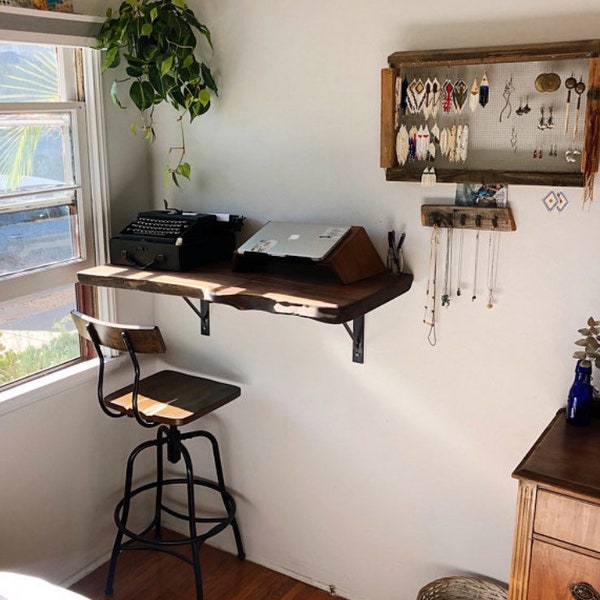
456, 229, 464, 296
472, 229, 480, 302
424, 225, 440, 346
441, 227, 453, 307
486, 230, 501, 309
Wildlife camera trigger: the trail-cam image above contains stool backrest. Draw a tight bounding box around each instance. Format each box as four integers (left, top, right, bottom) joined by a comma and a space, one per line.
71, 310, 167, 427
71, 310, 166, 354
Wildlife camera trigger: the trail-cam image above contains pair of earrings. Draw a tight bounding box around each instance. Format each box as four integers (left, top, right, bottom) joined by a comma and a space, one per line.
538, 106, 554, 130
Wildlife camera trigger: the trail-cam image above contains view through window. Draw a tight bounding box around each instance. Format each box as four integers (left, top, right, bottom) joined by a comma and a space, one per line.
0, 41, 95, 387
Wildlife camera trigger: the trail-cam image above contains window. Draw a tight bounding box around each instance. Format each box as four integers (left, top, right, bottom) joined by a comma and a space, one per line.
0, 38, 107, 388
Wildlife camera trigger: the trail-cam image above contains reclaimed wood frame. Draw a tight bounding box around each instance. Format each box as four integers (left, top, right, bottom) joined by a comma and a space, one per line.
381, 40, 600, 187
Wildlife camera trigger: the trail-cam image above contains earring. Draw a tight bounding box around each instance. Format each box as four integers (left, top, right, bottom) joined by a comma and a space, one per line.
510, 126, 517, 153
538, 107, 547, 130
565, 147, 573, 163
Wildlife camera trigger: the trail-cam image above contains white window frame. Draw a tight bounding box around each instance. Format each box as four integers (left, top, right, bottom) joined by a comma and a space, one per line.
0, 10, 115, 395
0, 100, 93, 301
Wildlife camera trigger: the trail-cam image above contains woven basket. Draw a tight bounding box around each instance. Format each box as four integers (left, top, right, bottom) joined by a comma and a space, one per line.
417, 576, 508, 600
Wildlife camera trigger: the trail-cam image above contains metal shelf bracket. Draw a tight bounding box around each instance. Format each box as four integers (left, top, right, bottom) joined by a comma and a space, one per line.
183, 297, 210, 336
342, 315, 365, 364
184, 296, 365, 363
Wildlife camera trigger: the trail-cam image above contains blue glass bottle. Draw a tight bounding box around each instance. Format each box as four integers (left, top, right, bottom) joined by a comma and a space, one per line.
566, 360, 593, 426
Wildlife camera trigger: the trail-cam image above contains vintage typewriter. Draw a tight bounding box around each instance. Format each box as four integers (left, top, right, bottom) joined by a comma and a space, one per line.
109, 209, 244, 271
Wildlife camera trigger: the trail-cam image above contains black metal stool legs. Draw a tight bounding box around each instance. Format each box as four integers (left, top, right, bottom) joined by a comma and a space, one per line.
185, 430, 245, 561
104, 426, 243, 599
105, 437, 157, 595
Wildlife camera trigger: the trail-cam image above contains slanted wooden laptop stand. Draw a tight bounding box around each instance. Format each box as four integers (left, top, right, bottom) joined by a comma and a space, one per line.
232, 226, 386, 284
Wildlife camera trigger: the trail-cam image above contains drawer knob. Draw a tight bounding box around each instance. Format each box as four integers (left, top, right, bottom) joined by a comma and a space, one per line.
571, 583, 600, 600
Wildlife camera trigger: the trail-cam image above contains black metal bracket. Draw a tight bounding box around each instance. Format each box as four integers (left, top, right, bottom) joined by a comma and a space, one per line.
182, 297, 210, 336
183, 296, 365, 363
342, 314, 365, 364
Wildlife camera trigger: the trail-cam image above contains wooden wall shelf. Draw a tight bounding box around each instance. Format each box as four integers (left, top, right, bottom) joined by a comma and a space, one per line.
78, 262, 414, 364
381, 40, 600, 190
421, 205, 516, 231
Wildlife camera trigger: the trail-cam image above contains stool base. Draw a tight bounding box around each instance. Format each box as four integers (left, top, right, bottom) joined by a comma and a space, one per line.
105, 426, 244, 600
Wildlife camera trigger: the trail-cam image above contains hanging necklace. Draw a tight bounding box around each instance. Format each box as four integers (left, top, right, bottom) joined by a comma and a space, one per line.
441, 227, 453, 307
486, 230, 501, 308
456, 229, 464, 296
471, 229, 480, 302
424, 225, 440, 346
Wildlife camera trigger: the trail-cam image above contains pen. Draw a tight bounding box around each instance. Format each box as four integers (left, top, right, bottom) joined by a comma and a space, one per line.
397, 231, 406, 251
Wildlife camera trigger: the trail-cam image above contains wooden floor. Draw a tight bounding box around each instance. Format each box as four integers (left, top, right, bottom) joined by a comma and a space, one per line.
70, 537, 340, 600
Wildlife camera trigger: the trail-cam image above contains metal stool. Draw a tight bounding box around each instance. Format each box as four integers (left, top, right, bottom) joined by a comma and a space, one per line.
71, 311, 245, 600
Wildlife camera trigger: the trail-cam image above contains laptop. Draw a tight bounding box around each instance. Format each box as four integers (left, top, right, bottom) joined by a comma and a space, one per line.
236, 221, 351, 261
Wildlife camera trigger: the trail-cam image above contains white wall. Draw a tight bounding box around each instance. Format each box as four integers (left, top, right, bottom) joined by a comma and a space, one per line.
144, 2, 600, 600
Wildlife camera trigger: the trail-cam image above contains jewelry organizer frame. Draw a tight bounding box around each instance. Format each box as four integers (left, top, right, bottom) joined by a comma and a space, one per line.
381, 40, 600, 188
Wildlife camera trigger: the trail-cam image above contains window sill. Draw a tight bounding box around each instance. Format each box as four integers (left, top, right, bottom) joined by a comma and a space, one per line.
0, 356, 121, 418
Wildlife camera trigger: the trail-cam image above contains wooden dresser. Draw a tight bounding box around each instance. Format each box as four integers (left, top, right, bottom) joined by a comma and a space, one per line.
509, 409, 600, 600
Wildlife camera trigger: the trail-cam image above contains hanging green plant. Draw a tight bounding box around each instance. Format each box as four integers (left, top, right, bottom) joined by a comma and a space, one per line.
96, 0, 218, 187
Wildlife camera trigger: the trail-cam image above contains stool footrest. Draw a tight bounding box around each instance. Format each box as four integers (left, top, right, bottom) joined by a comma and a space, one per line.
114, 477, 237, 547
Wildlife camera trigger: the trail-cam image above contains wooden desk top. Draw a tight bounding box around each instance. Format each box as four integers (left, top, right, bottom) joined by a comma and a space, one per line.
513, 409, 600, 499
78, 263, 414, 324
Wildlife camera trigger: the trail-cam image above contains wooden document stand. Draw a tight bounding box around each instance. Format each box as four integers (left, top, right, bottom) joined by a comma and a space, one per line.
232, 226, 386, 284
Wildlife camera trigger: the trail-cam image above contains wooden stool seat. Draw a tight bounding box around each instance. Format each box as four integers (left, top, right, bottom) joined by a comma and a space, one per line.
105, 370, 240, 426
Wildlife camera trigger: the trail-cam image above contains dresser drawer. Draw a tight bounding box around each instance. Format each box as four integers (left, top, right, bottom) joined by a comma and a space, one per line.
528, 540, 600, 600
534, 490, 600, 553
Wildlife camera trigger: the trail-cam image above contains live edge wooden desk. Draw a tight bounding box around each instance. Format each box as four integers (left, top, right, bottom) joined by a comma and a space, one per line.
77, 263, 413, 364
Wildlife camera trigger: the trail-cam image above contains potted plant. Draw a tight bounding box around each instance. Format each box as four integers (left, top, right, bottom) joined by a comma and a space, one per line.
568, 317, 600, 425
96, 0, 218, 187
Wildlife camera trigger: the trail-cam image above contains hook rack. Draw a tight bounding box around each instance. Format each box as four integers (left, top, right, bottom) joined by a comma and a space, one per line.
421, 204, 516, 232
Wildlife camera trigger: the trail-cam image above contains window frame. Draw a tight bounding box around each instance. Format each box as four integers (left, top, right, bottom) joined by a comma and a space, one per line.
0, 99, 93, 302
0, 15, 114, 390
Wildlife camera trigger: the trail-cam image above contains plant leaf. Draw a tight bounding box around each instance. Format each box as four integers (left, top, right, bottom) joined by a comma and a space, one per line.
176, 161, 191, 179
172, 0, 186, 9
129, 80, 155, 111
198, 88, 211, 106
160, 55, 174, 77
574, 351, 587, 359
110, 80, 125, 108
575, 338, 589, 346
201, 63, 218, 94
141, 23, 153, 36
588, 337, 600, 350
103, 46, 121, 71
